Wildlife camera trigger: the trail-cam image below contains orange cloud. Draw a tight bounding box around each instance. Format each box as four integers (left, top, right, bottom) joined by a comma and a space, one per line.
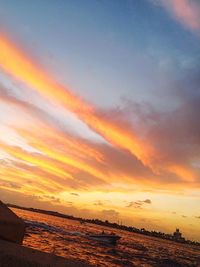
18, 131, 109, 183
15, 127, 153, 186
168, 164, 196, 183
0, 88, 144, 189
1, 74, 198, 188
0, 34, 199, 190
0, 34, 154, 167
0, 84, 104, 163
30, 127, 104, 163
0, 142, 73, 180
0, 164, 59, 195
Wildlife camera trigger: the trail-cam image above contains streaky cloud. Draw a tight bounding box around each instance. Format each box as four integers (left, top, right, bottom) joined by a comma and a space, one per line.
0, 34, 154, 168
152, 0, 200, 33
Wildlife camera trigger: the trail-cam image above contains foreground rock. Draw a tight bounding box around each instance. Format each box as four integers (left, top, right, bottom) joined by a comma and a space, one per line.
0, 201, 25, 244
0, 239, 93, 267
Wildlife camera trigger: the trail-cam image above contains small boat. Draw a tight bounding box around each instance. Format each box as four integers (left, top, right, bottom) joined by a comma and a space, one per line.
86, 232, 121, 245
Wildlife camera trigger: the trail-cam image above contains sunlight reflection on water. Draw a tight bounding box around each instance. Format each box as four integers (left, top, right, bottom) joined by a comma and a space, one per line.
13, 208, 200, 267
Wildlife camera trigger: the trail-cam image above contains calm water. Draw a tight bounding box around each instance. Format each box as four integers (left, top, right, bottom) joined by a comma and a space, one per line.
14, 208, 200, 267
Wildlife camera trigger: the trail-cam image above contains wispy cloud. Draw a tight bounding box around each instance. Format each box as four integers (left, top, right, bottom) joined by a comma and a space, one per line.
126, 199, 152, 208
1, 33, 200, 192
94, 200, 104, 206
70, 193, 79, 196
0, 34, 154, 168
152, 0, 200, 33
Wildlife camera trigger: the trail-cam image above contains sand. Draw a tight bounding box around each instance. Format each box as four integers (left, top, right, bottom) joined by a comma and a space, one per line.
0, 239, 94, 267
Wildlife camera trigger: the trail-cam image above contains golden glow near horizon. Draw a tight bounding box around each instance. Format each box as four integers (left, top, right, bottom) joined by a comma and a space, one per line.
0, 34, 200, 241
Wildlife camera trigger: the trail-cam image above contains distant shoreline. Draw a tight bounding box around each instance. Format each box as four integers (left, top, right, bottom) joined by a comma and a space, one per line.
8, 203, 200, 246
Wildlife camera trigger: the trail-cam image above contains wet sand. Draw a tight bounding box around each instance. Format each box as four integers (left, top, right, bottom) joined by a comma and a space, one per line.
0, 239, 93, 267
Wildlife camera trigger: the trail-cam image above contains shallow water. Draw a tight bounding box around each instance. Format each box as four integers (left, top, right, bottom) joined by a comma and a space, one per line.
14, 208, 200, 267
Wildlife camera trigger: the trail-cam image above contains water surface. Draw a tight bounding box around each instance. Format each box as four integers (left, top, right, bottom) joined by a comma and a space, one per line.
14, 208, 200, 267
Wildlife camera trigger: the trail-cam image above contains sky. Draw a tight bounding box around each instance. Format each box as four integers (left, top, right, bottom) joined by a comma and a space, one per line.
0, 0, 200, 241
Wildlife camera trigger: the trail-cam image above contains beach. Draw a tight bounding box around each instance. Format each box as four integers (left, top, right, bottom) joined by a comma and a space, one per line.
0, 239, 92, 267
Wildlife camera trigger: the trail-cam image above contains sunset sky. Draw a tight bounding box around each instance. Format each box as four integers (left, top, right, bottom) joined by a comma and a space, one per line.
0, 0, 200, 241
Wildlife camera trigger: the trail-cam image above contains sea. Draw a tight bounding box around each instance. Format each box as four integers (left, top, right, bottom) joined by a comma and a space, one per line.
13, 208, 200, 267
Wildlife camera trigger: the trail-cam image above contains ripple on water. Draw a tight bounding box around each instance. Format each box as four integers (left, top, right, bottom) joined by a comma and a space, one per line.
13, 208, 200, 267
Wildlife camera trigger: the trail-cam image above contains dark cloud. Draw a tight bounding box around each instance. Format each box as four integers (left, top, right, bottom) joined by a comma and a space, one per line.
114, 68, 200, 184
182, 215, 187, 218
126, 199, 152, 208
94, 200, 104, 206
44, 195, 61, 203
143, 199, 152, 204
70, 193, 79, 196
126, 201, 142, 209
